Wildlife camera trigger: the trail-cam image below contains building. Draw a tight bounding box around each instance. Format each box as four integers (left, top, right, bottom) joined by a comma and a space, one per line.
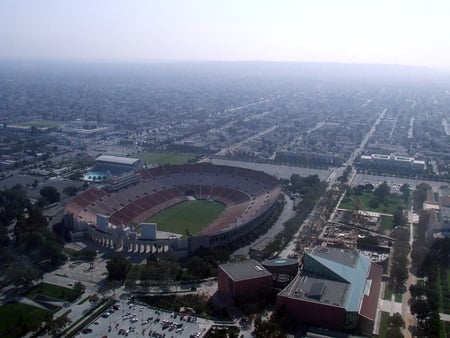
276, 247, 382, 335
359, 153, 425, 171
94, 155, 143, 174
218, 260, 273, 304
64, 163, 281, 254
423, 186, 450, 238
439, 186, 450, 225
262, 258, 299, 288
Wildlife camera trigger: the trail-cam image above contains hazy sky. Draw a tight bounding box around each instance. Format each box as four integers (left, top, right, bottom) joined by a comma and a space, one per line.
1, 0, 449, 69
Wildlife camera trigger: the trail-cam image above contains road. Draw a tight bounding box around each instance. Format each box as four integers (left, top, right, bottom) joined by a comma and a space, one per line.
215, 125, 278, 156
232, 194, 296, 257
401, 207, 417, 338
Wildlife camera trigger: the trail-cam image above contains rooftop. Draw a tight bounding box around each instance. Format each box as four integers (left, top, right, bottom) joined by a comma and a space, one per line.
279, 273, 348, 307
219, 259, 272, 281
280, 247, 372, 313
95, 155, 140, 165
262, 258, 298, 267
311, 246, 358, 268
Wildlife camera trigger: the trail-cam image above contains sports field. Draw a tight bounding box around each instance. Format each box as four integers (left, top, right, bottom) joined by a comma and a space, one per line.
147, 200, 225, 235
136, 152, 196, 165
16, 121, 61, 128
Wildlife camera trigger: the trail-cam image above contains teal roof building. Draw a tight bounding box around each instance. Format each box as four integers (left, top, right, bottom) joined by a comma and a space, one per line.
277, 246, 383, 335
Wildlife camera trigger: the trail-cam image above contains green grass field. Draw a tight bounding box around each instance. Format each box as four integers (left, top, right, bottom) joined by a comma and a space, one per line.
26, 282, 81, 302
378, 311, 390, 337
380, 215, 394, 231
394, 293, 403, 302
0, 303, 49, 338
383, 285, 392, 300
147, 200, 225, 235
136, 152, 196, 165
15, 121, 61, 128
340, 191, 406, 214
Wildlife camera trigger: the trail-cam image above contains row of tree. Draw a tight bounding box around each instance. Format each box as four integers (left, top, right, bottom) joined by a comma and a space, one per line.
106, 248, 230, 286
0, 185, 67, 290
389, 222, 410, 293
409, 180, 448, 337
261, 175, 327, 259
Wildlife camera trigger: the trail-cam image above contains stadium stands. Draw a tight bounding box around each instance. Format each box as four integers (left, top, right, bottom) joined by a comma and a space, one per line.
65, 163, 281, 245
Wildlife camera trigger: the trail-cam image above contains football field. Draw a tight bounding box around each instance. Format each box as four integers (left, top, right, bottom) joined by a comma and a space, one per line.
147, 200, 225, 235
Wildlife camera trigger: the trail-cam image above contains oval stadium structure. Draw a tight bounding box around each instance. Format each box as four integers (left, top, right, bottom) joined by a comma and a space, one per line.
64, 163, 281, 254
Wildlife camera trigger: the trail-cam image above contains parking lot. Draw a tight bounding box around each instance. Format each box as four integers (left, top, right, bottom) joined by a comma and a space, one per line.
77, 299, 213, 338
351, 173, 445, 191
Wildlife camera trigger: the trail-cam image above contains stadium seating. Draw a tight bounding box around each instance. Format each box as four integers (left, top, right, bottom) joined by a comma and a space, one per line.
66, 163, 281, 235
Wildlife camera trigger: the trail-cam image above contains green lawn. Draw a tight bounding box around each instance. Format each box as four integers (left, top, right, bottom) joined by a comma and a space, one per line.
440, 268, 450, 313
380, 215, 394, 231
0, 303, 50, 338
378, 311, 390, 337
394, 293, 403, 302
147, 200, 225, 235
136, 152, 196, 165
26, 282, 81, 302
15, 121, 61, 128
383, 285, 392, 300
340, 191, 406, 214
441, 321, 447, 338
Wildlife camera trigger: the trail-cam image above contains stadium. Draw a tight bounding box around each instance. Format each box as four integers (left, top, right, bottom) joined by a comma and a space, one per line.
64, 160, 281, 255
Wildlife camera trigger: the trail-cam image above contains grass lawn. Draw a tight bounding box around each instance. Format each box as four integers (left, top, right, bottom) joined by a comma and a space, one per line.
0, 303, 50, 338
378, 311, 390, 337
440, 321, 447, 338
136, 152, 196, 165
15, 121, 61, 128
380, 215, 394, 231
26, 282, 81, 302
440, 268, 450, 313
384, 285, 392, 300
394, 293, 403, 302
147, 200, 225, 235
340, 191, 406, 214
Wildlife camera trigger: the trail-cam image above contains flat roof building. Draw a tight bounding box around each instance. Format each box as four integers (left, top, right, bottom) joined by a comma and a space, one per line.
94, 155, 143, 175
359, 153, 425, 171
218, 259, 273, 304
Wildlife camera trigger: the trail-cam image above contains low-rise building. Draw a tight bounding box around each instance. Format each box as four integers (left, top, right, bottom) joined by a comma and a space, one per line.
218, 259, 273, 304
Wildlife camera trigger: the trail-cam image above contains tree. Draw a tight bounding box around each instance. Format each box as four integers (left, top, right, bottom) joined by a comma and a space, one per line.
44, 313, 71, 336
106, 255, 132, 280
399, 184, 410, 203
386, 326, 404, 338
374, 181, 390, 200
428, 311, 441, 337
89, 293, 99, 304
62, 186, 79, 197
393, 209, 408, 227
39, 186, 60, 203
390, 312, 405, 328
73, 281, 85, 294
413, 183, 431, 210
79, 248, 97, 262
411, 299, 431, 322
186, 256, 213, 279
7, 258, 42, 289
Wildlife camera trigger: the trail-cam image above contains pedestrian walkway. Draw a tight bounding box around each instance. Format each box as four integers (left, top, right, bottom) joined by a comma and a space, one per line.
441, 313, 450, 322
